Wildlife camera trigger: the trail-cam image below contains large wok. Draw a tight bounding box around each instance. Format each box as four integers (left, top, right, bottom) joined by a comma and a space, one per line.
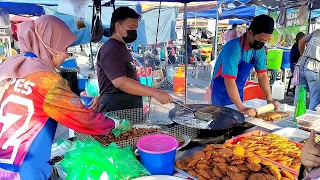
168, 104, 245, 137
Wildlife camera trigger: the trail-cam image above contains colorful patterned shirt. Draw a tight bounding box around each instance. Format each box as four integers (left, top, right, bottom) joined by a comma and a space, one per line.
0, 71, 115, 179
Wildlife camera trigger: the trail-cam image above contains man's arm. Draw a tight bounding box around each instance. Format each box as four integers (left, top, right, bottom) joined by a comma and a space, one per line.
257, 72, 272, 102
224, 78, 245, 110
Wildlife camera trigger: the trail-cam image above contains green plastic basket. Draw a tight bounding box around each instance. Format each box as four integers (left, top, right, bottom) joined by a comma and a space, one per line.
267, 49, 283, 70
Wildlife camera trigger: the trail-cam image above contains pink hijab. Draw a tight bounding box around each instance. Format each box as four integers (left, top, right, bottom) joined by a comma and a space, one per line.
0, 15, 76, 83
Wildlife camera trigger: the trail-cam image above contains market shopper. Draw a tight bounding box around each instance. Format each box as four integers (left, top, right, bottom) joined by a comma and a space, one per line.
290, 32, 305, 73
294, 29, 320, 107
210, 15, 280, 117
91, 7, 172, 113
222, 23, 241, 44
0, 16, 120, 179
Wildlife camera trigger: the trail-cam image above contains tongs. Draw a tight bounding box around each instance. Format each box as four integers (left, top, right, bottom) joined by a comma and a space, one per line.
172, 101, 195, 113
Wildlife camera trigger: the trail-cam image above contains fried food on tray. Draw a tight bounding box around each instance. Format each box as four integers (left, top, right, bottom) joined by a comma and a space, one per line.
233, 133, 302, 171
175, 143, 295, 180
255, 111, 290, 121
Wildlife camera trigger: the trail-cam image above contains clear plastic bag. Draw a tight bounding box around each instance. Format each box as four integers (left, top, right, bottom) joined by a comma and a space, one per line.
60, 139, 150, 180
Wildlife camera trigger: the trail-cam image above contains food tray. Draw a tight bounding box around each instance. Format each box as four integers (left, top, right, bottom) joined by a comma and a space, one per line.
297, 113, 320, 128
225, 130, 302, 176
175, 145, 297, 180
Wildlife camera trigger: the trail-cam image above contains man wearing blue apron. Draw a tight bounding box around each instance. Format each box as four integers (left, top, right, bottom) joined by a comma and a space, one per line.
211, 15, 280, 117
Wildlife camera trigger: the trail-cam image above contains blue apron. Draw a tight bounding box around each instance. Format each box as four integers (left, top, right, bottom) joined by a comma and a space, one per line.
211, 43, 257, 107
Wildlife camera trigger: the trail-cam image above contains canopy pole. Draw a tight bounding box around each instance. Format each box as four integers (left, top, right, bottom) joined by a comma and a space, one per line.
183, 2, 188, 104
213, 10, 219, 62
307, 0, 313, 34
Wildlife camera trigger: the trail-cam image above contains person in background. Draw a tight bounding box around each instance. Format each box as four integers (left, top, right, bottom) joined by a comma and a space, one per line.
201, 29, 208, 39
295, 29, 320, 107
186, 26, 193, 64
290, 32, 306, 73
0, 15, 119, 179
210, 15, 280, 117
90, 7, 172, 113
222, 23, 241, 44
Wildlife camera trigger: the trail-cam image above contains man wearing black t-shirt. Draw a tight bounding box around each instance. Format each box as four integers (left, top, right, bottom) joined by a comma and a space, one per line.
90, 7, 172, 112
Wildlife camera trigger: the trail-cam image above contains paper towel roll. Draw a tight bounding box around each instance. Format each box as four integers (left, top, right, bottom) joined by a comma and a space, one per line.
256, 104, 275, 115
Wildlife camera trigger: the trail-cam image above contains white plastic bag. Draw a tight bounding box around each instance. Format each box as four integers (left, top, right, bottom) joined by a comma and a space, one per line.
292, 66, 300, 86
0, 9, 10, 28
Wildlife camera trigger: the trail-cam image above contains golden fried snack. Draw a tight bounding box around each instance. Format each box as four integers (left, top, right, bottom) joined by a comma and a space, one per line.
213, 168, 224, 178
231, 160, 245, 165
196, 163, 211, 170
214, 157, 227, 163
227, 166, 241, 173
224, 142, 233, 148
280, 178, 290, 180
213, 144, 226, 149
205, 151, 212, 161
247, 162, 262, 172
263, 174, 277, 180
226, 157, 233, 163
195, 169, 212, 179
203, 144, 215, 152
268, 166, 282, 180
227, 172, 246, 180
263, 167, 271, 174
247, 156, 261, 164
261, 160, 274, 166
280, 170, 294, 180
248, 173, 267, 180
245, 151, 255, 157
211, 150, 220, 157
238, 141, 250, 148
196, 174, 207, 180
207, 170, 215, 178
175, 160, 187, 170
232, 155, 244, 160
187, 170, 197, 177
237, 164, 249, 171
187, 158, 198, 168
241, 172, 250, 178
194, 151, 206, 160
233, 145, 245, 157
222, 177, 231, 180
292, 157, 301, 163
183, 156, 193, 164
198, 160, 211, 165
219, 148, 233, 158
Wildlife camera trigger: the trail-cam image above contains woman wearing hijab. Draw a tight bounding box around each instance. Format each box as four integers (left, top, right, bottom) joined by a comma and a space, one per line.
0, 16, 118, 179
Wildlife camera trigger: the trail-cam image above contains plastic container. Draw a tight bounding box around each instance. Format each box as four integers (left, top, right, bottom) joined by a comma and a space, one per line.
297, 114, 320, 128
281, 50, 290, 69
80, 91, 94, 107
78, 76, 88, 91
267, 49, 283, 70
60, 58, 78, 69
272, 81, 285, 100
173, 67, 185, 94
140, 77, 153, 87
137, 134, 178, 175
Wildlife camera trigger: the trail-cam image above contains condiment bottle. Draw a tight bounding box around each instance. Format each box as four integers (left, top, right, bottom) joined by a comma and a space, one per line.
294, 85, 307, 122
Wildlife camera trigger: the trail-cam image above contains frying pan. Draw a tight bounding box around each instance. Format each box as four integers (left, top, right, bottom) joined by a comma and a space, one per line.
168, 104, 245, 137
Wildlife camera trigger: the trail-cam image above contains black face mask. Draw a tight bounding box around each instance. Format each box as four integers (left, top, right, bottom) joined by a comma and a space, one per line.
122, 30, 137, 44
249, 39, 265, 50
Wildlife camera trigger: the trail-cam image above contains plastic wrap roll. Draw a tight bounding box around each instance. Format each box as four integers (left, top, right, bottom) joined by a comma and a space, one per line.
256, 104, 275, 115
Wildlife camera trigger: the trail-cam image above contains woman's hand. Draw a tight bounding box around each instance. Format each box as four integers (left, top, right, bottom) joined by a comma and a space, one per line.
88, 95, 101, 111
301, 130, 320, 171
